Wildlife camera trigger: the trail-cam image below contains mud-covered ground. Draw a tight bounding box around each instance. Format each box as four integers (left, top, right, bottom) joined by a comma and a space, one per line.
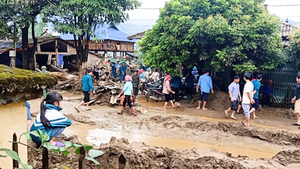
28, 91, 300, 168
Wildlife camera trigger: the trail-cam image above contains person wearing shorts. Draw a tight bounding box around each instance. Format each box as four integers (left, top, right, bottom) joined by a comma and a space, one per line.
249, 74, 262, 119
196, 70, 213, 110
291, 75, 300, 126
163, 75, 176, 111
75, 70, 95, 112
118, 75, 137, 116
225, 75, 241, 120
242, 73, 254, 127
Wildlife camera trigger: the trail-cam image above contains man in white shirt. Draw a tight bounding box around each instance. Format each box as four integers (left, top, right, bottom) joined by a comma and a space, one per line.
242, 73, 255, 126
150, 68, 160, 82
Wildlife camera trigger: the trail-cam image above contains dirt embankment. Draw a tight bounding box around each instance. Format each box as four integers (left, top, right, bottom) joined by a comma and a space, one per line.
147, 115, 300, 147
28, 137, 300, 169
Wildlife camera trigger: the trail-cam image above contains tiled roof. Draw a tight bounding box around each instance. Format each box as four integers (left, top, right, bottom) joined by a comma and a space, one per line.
127, 30, 149, 40
60, 24, 137, 43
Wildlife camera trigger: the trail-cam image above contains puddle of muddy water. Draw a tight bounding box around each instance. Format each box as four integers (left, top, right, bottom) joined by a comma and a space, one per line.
64, 125, 279, 159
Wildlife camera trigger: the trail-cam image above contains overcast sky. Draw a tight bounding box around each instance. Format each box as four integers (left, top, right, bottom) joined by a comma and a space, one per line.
119, 0, 300, 35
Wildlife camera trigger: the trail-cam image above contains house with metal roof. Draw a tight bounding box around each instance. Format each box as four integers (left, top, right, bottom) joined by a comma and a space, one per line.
60, 24, 137, 58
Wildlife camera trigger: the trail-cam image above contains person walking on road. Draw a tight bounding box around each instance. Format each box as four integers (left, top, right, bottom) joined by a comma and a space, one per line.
291, 75, 300, 126
224, 75, 241, 120
118, 75, 137, 116
163, 75, 176, 111
75, 70, 95, 112
249, 74, 263, 119
170, 76, 181, 102
132, 70, 140, 100
196, 70, 213, 110
242, 73, 254, 127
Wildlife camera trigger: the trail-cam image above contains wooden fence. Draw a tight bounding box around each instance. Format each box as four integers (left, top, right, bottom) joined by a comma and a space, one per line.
12, 133, 87, 169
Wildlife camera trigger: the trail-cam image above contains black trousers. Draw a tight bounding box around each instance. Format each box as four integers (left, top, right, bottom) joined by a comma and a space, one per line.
171, 87, 179, 101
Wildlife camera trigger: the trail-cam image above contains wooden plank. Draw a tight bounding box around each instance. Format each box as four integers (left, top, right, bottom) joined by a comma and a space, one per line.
42, 148, 49, 169
12, 133, 19, 168
79, 146, 86, 169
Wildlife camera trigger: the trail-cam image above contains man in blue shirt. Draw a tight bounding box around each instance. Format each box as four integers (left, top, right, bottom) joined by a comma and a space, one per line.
250, 74, 262, 119
196, 70, 213, 110
224, 75, 241, 120
75, 70, 95, 112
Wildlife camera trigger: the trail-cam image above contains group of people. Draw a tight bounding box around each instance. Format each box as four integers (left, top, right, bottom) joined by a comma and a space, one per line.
27, 64, 300, 148
223, 74, 262, 127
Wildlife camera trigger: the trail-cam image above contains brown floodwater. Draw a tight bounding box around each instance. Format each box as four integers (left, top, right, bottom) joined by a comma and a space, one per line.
64, 125, 280, 159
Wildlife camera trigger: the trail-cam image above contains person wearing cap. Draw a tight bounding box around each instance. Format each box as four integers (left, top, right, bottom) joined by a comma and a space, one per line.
118, 75, 137, 116
291, 75, 300, 126
242, 73, 255, 126
75, 70, 95, 112
41, 66, 49, 74
192, 66, 199, 80
196, 70, 213, 110
249, 74, 263, 119
224, 75, 241, 120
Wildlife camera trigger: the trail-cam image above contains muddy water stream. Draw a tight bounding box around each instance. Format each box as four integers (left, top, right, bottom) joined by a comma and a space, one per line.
64, 125, 280, 159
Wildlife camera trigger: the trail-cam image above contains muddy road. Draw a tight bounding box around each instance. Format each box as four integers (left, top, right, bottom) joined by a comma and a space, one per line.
28, 91, 300, 168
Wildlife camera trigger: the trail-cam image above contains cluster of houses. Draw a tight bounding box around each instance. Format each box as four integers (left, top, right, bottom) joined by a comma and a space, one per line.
0, 24, 137, 71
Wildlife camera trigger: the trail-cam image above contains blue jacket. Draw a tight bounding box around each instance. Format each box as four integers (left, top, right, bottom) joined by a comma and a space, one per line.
81, 74, 94, 92
252, 79, 261, 99
197, 74, 213, 93
171, 76, 181, 88
30, 105, 72, 144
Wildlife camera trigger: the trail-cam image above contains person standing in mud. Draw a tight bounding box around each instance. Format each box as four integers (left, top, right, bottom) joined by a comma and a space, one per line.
224, 75, 241, 120
111, 61, 117, 79
184, 71, 195, 101
132, 70, 140, 100
30, 92, 72, 147
170, 76, 181, 102
291, 75, 300, 126
249, 74, 262, 119
242, 73, 255, 126
163, 75, 176, 111
196, 70, 213, 110
75, 70, 95, 112
118, 75, 137, 116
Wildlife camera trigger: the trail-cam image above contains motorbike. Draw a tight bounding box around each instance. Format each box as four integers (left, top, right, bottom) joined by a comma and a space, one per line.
143, 78, 165, 102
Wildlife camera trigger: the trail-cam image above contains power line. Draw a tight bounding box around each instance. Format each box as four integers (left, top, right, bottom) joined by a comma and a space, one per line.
267, 4, 300, 7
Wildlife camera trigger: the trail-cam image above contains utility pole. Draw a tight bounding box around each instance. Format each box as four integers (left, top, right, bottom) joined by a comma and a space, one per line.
10, 23, 17, 67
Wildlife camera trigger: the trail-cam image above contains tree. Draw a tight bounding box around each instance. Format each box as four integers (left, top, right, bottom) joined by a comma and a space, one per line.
0, 20, 9, 39
0, 0, 60, 70
139, 0, 284, 75
287, 27, 300, 70
43, 0, 140, 77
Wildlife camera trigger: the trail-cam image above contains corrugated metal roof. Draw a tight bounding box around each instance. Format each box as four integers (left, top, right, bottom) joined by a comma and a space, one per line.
60, 24, 137, 43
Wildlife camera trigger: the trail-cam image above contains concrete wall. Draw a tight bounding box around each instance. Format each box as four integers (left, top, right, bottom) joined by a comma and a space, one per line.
0, 101, 27, 169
